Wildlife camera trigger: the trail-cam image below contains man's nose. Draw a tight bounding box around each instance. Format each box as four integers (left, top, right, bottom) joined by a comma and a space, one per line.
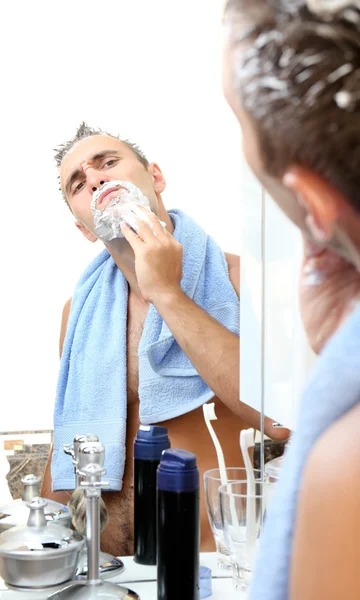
86, 170, 109, 194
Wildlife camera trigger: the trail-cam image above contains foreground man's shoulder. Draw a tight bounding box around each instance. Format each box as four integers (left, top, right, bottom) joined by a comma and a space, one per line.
297, 403, 360, 538
305, 403, 360, 484
290, 404, 360, 599
293, 405, 360, 532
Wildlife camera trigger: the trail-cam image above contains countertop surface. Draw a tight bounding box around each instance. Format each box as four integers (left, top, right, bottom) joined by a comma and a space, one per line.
0, 553, 247, 599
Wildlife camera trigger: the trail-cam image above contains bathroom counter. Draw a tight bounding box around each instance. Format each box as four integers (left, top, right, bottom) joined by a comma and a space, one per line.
0, 552, 247, 599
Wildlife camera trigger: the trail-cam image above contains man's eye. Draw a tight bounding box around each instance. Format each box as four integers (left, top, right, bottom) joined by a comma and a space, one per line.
103, 159, 118, 168
74, 181, 85, 194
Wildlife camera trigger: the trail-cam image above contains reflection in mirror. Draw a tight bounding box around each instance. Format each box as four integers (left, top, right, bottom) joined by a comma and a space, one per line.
1, 0, 241, 434
1, 2, 246, 564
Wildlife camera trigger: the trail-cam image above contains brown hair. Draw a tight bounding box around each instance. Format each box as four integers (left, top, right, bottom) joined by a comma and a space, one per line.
224, 0, 360, 210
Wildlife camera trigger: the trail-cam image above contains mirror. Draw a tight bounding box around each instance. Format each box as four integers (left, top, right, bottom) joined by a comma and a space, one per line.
1, 1, 241, 435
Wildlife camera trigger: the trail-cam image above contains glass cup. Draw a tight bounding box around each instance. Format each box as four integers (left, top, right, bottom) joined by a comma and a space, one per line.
219, 480, 268, 592
203, 468, 262, 569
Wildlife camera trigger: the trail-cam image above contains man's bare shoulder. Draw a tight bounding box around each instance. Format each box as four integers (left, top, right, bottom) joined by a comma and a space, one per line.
59, 298, 72, 357
225, 253, 240, 269
290, 404, 360, 599
225, 253, 240, 297
305, 402, 360, 485
63, 297, 72, 316
300, 404, 360, 511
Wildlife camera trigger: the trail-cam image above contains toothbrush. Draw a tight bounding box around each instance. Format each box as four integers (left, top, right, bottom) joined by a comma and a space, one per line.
240, 428, 257, 567
203, 402, 228, 485
203, 403, 240, 533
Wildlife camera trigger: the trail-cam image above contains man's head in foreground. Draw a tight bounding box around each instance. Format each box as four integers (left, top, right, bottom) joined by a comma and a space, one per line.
223, 0, 360, 268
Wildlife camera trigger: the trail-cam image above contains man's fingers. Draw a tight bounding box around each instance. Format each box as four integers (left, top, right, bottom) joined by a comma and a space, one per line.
144, 210, 168, 238
120, 222, 144, 250
129, 206, 166, 242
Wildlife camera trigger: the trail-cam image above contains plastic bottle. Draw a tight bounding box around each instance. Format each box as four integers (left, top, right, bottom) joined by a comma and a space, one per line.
157, 448, 200, 600
133, 425, 170, 565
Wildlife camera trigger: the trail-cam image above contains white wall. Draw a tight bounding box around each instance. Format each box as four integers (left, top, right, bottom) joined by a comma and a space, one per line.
0, 0, 243, 431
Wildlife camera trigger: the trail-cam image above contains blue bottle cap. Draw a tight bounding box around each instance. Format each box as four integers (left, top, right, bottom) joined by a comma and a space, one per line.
157, 448, 199, 492
134, 425, 170, 460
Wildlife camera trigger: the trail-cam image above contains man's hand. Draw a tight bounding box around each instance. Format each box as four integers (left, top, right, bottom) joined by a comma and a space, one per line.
120, 206, 183, 304
299, 236, 360, 354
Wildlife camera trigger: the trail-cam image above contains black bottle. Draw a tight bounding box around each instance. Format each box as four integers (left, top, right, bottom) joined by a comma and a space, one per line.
157, 448, 200, 600
133, 425, 170, 565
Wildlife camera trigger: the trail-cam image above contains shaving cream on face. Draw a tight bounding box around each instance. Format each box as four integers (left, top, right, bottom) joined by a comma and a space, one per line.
91, 180, 166, 243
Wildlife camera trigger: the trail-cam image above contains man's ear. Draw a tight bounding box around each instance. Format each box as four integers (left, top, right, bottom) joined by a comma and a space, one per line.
283, 165, 347, 243
75, 221, 98, 243
148, 163, 166, 194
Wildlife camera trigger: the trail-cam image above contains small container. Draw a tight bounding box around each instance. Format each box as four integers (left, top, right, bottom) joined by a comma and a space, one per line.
133, 425, 170, 565
0, 474, 70, 533
0, 497, 84, 590
157, 449, 200, 600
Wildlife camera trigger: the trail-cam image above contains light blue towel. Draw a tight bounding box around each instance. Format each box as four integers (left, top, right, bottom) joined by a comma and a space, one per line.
249, 305, 360, 600
52, 209, 239, 491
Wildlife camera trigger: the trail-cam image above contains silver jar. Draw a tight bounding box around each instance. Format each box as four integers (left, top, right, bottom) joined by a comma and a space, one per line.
0, 497, 84, 590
